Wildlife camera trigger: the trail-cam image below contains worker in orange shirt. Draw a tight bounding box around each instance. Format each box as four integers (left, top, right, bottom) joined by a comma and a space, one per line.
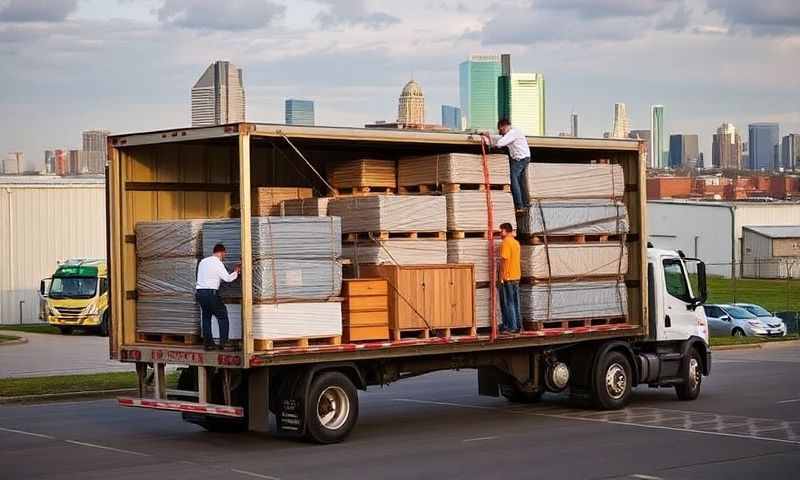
498, 222, 522, 333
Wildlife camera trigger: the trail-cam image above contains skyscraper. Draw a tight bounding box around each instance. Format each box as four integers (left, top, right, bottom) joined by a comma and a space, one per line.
505, 73, 545, 136
191, 61, 245, 127
285, 99, 315, 126
712, 123, 742, 170
397, 79, 425, 125
3, 152, 23, 175
612, 103, 630, 139
82, 129, 109, 174
441, 105, 462, 130
459, 54, 502, 130
44, 150, 55, 174
650, 105, 665, 169
782, 134, 799, 171
629, 130, 651, 164
570, 113, 579, 137
669, 134, 700, 168
748, 123, 780, 170
54, 149, 67, 176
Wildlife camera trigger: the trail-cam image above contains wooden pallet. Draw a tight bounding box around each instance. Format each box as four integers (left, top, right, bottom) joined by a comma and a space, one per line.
397, 183, 510, 194
392, 326, 475, 341
448, 230, 501, 240
521, 233, 624, 245
519, 275, 624, 285
343, 231, 447, 241
523, 316, 627, 331
332, 186, 395, 196
136, 333, 200, 345
254, 335, 342, 351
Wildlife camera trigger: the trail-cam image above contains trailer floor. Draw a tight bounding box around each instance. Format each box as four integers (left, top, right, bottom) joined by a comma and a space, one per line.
1, 342, 799, 480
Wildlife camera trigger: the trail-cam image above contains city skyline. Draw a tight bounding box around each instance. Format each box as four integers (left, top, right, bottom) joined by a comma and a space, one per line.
191, 60, 246, 127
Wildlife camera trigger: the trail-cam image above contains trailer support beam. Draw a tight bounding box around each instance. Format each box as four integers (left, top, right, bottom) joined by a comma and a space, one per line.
248, 367, 270, 433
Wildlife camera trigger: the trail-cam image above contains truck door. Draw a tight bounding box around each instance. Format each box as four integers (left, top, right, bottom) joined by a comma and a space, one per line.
661, 258, 701, 341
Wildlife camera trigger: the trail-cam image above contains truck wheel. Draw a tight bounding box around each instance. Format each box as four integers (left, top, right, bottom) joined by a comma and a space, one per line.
594, 351, 632, 410
500, 382, 544, 403
58, 326, 73, 335
675, 348, 702, 401
98, 312, 109, 337
305, 371, 359, 444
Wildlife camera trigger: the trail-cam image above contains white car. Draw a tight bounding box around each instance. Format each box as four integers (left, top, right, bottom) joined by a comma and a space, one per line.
734, 303, 788, 337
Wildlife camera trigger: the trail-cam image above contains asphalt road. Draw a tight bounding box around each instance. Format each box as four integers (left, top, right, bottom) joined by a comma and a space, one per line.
1, 342, 799, 480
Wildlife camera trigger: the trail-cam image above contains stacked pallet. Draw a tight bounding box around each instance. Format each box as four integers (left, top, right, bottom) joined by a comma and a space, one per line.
251, 187, 313, 216
280, 197, 331, 216
134, 220, 205, 342
520, 163, 629, 330
202, 217, 343, 348
397, 153, 509, 192
328, 158, 397, 195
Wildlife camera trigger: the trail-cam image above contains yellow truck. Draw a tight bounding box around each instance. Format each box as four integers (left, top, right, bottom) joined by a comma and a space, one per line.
40, 259, 110, 336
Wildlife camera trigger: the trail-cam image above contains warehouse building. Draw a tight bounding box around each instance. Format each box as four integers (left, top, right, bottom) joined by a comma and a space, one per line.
648, 200, 800, 277
742, 226, 800, 279
0, 176, 106, 324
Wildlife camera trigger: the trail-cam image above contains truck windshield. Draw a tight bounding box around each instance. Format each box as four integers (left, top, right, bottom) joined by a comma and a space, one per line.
741, 305, 771, 317
723, 306, 757, 320
49, 277, 98, 299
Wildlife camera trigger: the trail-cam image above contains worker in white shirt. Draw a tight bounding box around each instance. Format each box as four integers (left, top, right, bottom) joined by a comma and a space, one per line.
482, 118, 532, 211
195, 243, 241, 351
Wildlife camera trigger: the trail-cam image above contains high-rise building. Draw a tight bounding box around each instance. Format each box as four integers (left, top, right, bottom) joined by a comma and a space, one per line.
629, 130, 651, 164
191, 60, 246, 127
748, 123, 780, 170
284, 99, 315, 126
712, 123, 742, 170
505, 73, 545, 136
650, 105, 665, 169
68, 150, 88, 175
441, 105, 462, 130
3, 152, 23, 175
44, 150, 55, 174
669, 134, 700, 168
459, 54, 502, 131
570, 113, 579, 137
82, 129, 109, 174
612, 103, 630, 139
397, 80, 425, 125
54, 149, 67, 176
782, 134, 799, 171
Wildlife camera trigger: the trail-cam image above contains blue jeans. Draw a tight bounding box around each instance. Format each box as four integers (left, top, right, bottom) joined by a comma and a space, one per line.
509, 156, 530, 209
499, 281, 521, 331
196, 289, 229, 344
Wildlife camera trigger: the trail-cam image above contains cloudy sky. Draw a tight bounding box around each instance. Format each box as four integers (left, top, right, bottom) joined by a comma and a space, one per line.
1, 0, 798, 170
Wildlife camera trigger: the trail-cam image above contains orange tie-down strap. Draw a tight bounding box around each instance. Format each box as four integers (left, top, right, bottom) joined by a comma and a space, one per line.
480, 137, 498, 341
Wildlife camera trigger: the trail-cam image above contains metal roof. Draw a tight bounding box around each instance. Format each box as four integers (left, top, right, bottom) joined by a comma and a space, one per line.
0, 175, 105, 186
743, 225, 800, 238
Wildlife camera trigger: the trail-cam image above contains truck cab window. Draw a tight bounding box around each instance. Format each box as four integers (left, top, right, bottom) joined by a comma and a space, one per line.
663, 259, 692, 303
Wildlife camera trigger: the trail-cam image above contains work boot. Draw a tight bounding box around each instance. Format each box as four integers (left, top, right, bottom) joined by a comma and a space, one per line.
203, 342, 217, 351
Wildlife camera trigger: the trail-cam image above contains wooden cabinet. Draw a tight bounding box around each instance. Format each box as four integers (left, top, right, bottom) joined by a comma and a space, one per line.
342, 279, 389, 342
357, 264, 474, 338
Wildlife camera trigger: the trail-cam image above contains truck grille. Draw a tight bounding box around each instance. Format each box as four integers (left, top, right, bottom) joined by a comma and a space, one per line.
57, 307, 85, 317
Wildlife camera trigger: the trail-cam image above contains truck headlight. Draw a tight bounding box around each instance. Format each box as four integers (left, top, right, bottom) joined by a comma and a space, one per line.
49, 306, 59, 316
85, 304, 98, 315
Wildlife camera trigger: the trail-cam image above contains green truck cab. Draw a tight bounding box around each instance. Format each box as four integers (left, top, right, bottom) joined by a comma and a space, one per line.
40, 259, 110, 336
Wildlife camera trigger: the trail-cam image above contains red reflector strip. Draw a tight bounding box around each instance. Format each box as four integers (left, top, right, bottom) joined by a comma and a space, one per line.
117, 397, 243, 417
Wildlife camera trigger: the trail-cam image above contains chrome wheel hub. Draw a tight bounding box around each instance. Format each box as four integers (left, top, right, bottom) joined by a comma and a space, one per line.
317, 386, 350, 431
688, 358, 701, 389
605, 363, 627, 400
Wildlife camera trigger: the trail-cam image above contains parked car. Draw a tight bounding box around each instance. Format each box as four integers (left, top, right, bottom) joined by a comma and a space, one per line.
734, 303, 787, 337
704, 304, 786, 337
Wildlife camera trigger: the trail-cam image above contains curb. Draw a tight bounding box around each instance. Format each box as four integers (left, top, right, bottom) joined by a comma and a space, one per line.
0, 337, 28, 347
712, 343, 763, 351
0, 388, 136, 405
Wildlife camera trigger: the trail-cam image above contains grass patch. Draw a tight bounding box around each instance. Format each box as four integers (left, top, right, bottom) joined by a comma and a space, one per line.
0, 371, 179, 398
0, 324, 61, 335
705, 276, 800, 313
710, 333, 799, 347
0, 334, 21, 343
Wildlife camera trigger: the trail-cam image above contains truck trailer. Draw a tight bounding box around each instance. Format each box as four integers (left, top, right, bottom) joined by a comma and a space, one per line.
107, 123, 710, 443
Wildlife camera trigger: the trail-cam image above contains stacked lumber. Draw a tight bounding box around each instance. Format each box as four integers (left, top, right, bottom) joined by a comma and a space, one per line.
446, 191, 516, 234
342, 279, 390, 342
397, 153, 509, 190
225, 303, 342, 349
280, 197, 331, 216
328, 158, 396, 194
474, 286, 501, 328
134, 220, 207, 341
343, 239, 447, 266
251, 187, 313, 216
327, 195, 445, 234
447, 238, 499, 283
519, 162, 629, 329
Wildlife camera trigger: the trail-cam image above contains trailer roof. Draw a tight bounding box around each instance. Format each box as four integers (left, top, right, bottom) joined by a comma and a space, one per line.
109, 122, 642, 151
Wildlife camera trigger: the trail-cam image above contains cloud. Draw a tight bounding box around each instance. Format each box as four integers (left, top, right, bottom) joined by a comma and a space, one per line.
706, 0, 800, 36
0, 0, 78, 22
655, 2, 690, 32
157, 0, 285, 31
537, 0, 680, 19
314, 0, 401, 30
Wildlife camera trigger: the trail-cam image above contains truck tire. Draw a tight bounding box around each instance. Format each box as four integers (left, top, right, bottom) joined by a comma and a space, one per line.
98, 312, 110, 337
500, 382, 544, 403
675, 348, 702, 401
304, 371, 359, 444
594, 351, 632, 410
58, 326, 73, 335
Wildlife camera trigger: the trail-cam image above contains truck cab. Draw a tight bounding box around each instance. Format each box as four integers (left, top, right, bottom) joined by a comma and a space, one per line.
41, 259, 110, 336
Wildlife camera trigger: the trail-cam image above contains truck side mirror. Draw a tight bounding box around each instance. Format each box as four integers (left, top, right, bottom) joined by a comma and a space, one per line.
40, 278, 50, 297
696, 262, 707, 304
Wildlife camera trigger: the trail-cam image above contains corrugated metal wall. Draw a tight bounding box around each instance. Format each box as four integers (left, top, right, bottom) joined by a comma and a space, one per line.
0, 184, 106, 324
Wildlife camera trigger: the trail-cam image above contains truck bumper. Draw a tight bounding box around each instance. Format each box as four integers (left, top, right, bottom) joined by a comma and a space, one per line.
118, 397, 244, 417
48, 314, 101, 326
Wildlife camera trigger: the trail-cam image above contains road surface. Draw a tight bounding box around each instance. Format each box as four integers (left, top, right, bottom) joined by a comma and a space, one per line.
1, 342, 799, 479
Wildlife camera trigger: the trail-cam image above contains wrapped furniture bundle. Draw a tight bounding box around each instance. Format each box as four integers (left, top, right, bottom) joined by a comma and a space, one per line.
526, 163, 625, 200
135, 219, 205, 259
521, 243, 629, 279
137, 257, 198, 295
137, 295, 200, 336
343, 239, 447, 265
519, 201, 629, 236
445, 191, 516, 232
397, 153, 510, 186
218, 259, 343, 301
520, 281, 628, 322
226, 303, 343, 341
327, 195, 446, 233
